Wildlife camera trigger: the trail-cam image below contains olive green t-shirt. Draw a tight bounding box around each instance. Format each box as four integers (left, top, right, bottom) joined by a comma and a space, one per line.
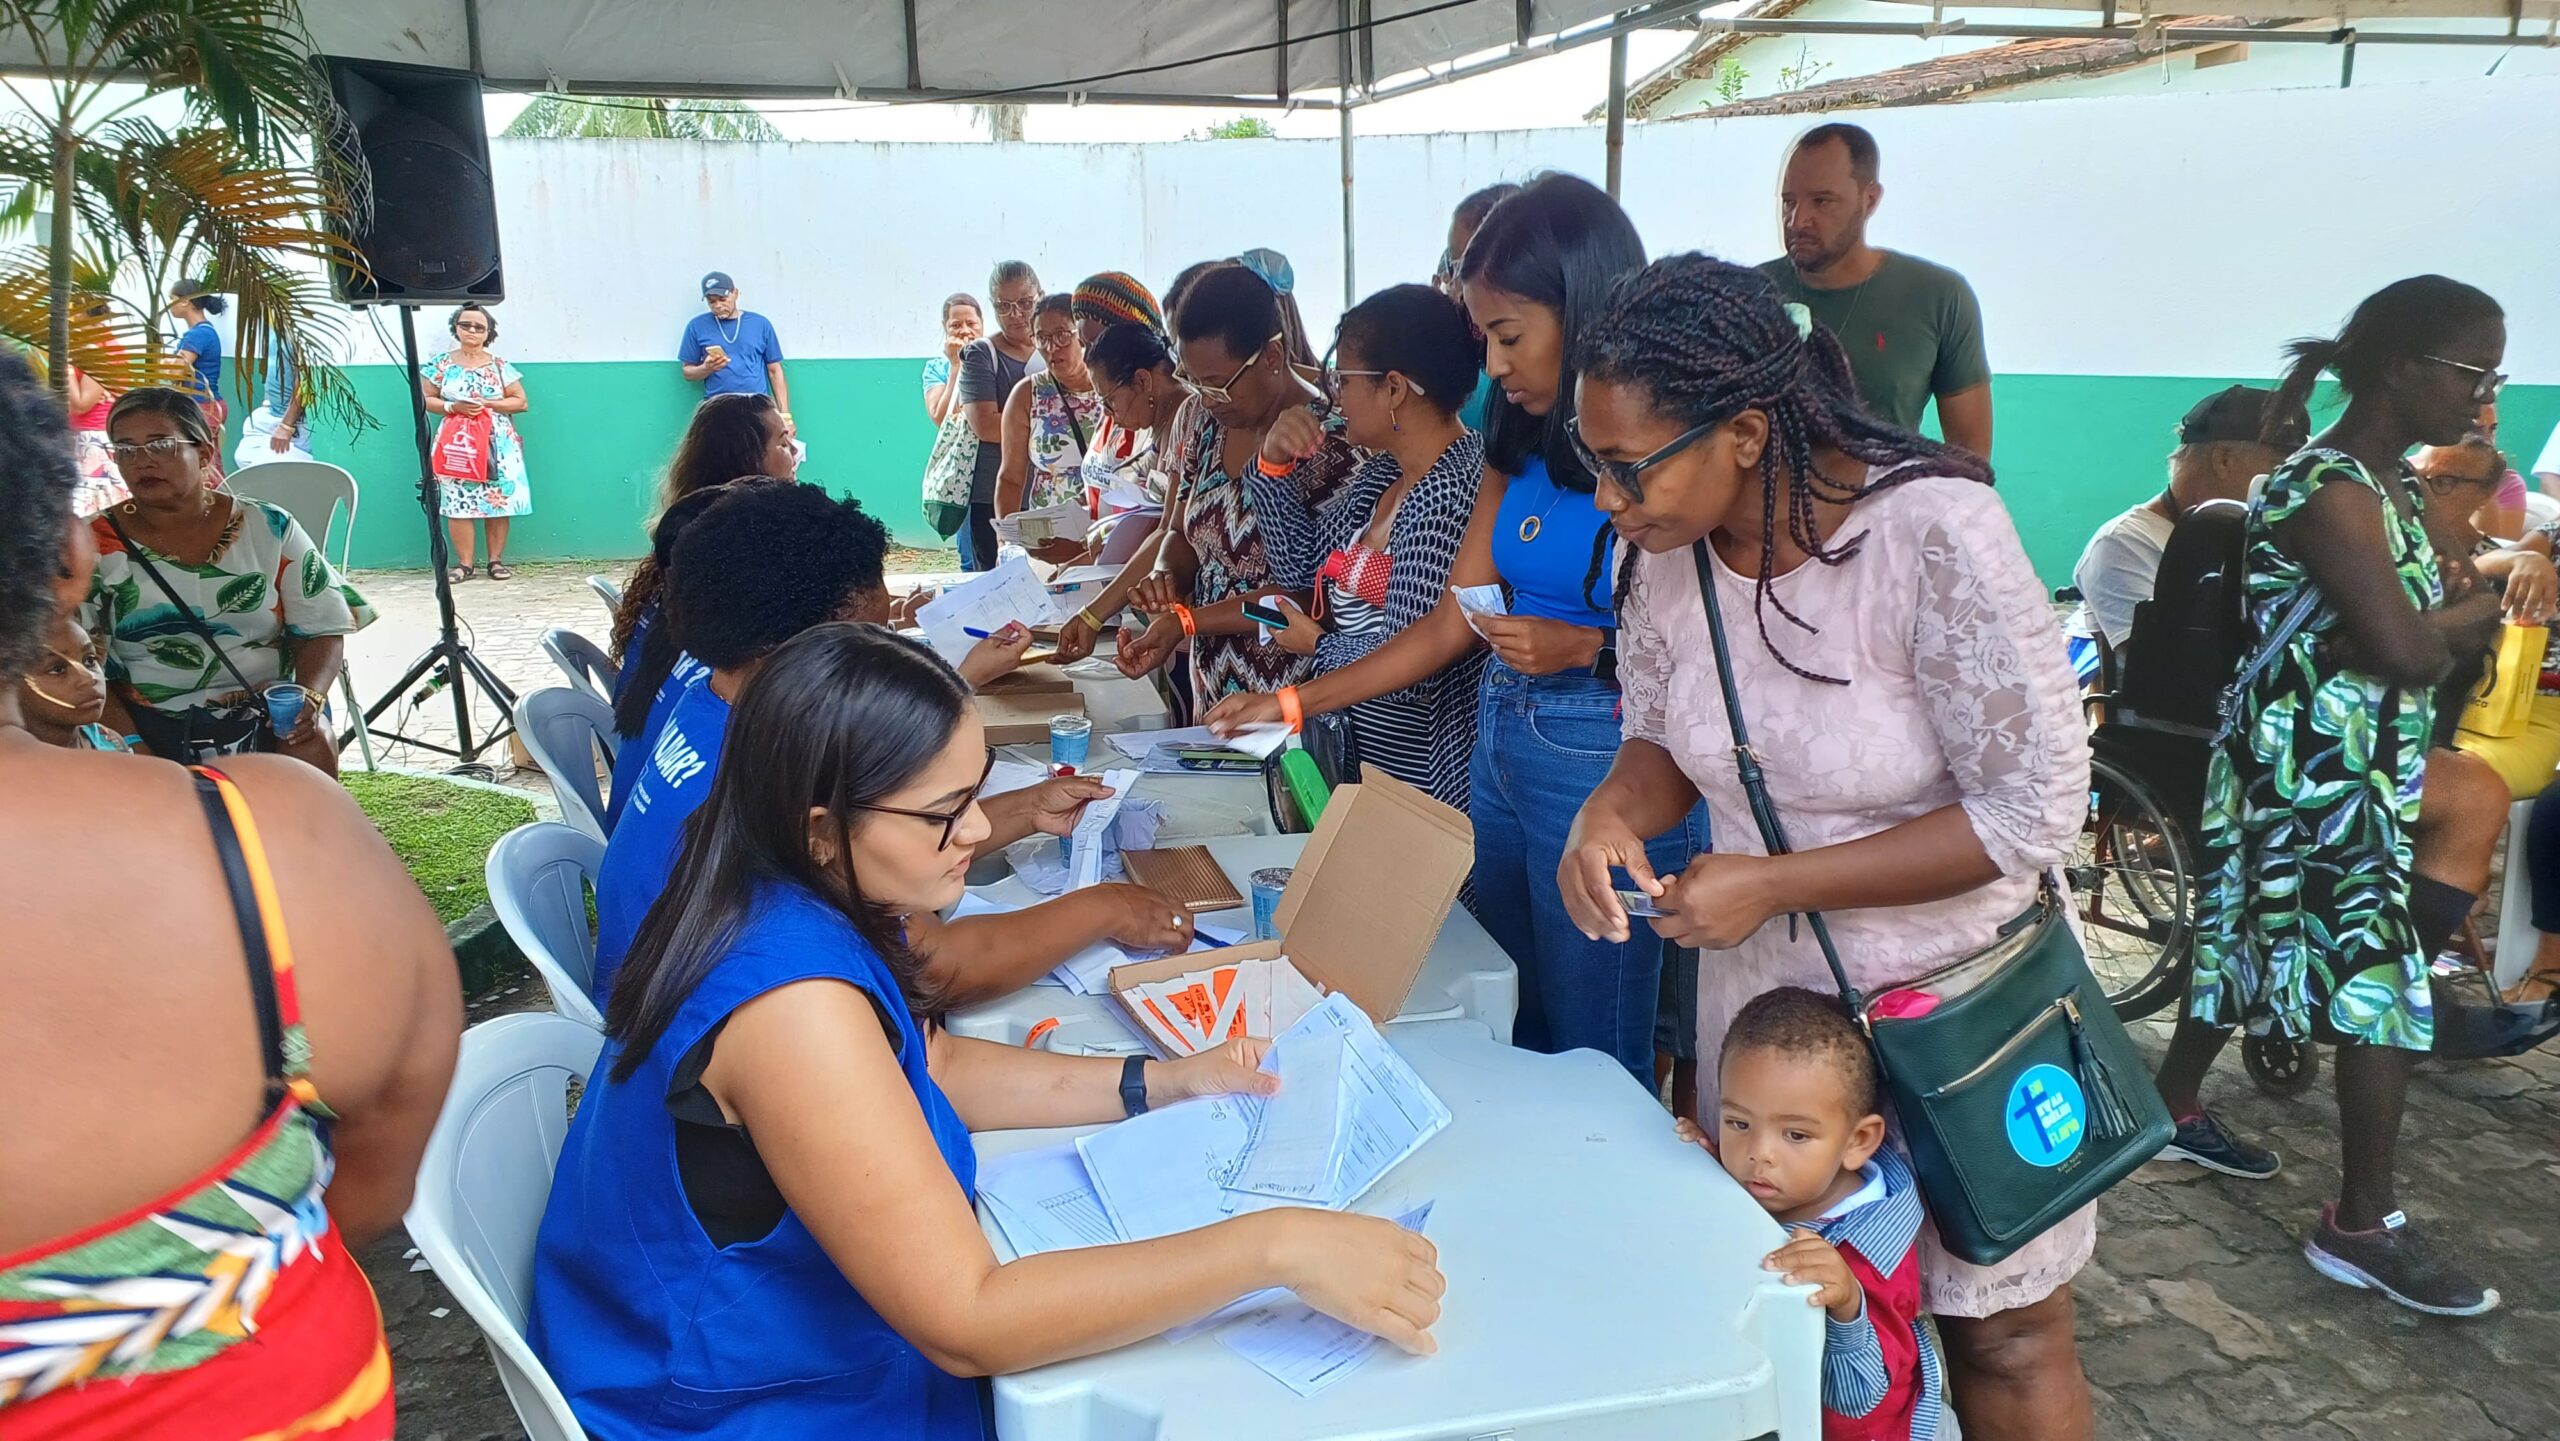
1756, 250, 1989, 433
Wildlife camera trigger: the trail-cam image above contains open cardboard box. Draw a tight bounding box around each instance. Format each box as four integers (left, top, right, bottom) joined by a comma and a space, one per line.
1105, 765, 1473, 1052
976, 689, 1084, 746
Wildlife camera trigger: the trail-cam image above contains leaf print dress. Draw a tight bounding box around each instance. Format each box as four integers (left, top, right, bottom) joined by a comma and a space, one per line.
2190, 449, 2440, 1051
84, 498, 376, 719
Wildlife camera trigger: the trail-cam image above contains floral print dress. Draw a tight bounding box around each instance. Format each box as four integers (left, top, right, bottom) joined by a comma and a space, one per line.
421, 352, 533, 519
2192, 448, 2441, 1051
1025, 371, 1106, 512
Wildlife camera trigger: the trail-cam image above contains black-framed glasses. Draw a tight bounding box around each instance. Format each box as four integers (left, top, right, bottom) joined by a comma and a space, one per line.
1180, 334, 1278, 405
1567, 415, 1717, 502
852, 747, 995, 850
2424, 354, 2506, 404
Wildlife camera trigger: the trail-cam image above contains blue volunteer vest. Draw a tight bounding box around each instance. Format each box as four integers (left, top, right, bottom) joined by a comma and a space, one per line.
529, 881, 988, 1439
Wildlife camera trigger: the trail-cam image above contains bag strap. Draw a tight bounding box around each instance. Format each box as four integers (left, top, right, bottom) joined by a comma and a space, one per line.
2211, 589, 2319, 745
1061, 383, 1092, 456
1687, 540, 1865, 1014
190, 765, 308, 1112
106, 508, 263, 702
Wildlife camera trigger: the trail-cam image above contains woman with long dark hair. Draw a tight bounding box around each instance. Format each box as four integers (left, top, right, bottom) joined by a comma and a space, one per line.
532, 625, 1443, 1438
1557, 254, 2094, 1438
2175, 276, 2515, 1317
606, 390, 800, 672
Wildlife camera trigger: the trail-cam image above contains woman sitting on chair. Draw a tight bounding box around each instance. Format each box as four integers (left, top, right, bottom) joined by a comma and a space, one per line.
533, 623, 1442, 1439
84, 388, 372, 774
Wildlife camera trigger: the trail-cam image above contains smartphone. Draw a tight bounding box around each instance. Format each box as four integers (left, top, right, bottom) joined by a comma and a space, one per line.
1240, 596, 1294, 630
1617, 890, 1669, 918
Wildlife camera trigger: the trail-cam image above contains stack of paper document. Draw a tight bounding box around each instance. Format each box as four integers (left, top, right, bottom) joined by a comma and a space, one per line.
1117, 954, 1324, 1054
1216, 1202, 1434, 1396
1066, 768, 1141, 889
992, 502, 1092, 548
917, 554, 1066, 665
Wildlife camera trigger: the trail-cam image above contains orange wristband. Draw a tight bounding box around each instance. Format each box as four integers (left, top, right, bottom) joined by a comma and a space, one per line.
1255, 453, 1293, 479
1277, 685, 1304, 733
1171, 603, 1196, 637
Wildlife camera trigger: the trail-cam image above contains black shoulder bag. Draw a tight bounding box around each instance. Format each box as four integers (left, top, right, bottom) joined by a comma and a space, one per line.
1687, 540, 2170, 1265
105, 511, 275, 762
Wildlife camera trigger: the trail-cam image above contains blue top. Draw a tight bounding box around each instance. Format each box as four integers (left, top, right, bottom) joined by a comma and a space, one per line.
604, 637, 709, 831
261, 342, 297, 414
679, 311, 784, 397
1487, 455, 1615, 630
595, 676, 730, 1002
179, 321, 222, 402
1457, 372, 1496, 433
530, 881, 986, 1441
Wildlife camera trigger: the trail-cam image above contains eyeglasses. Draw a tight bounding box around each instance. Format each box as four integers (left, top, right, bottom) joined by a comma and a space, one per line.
1567, 415, 1717, 502
1320, 345, 1419, 397
852, 747, 995, 850
107, 435, 195, 461
1033, 328, 1078, 349
2423, 354, 2506, 405
993, 296, 1043, 318
453, 321, 489, 333
1181, 335, 1277, 406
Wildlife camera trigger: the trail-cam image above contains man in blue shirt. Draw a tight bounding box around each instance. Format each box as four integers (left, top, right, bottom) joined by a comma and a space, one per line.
677, 270, 791, 415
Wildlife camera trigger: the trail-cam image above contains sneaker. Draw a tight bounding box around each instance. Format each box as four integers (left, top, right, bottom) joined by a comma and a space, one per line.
2303, 1205, 2501, 1317
2159, 1109, 2281, 1180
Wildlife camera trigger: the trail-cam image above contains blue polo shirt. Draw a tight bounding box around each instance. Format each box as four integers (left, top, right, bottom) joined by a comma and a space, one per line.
678, 311, 784, 398
593, 678, 731, 1004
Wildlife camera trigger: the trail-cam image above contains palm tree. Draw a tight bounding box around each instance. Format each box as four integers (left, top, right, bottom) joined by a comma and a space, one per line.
503, 95, 784, 142
0, 0, 362, 417
969, 103, 1026, 142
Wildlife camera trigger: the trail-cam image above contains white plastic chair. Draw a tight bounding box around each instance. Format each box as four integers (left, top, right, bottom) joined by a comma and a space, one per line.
2526, 490, 2559, 536
486, 822, 608, 1030
2494, 796, 2537, 990
587, 573, 622, 618
541, 627, 620, 707
516, 687, 618, 840
226, 459, 375, 769
405, 1012, 602, 1441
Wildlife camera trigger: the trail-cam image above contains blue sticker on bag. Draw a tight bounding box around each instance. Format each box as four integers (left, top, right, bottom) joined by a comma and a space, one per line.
2004, 1063, 2086, 1168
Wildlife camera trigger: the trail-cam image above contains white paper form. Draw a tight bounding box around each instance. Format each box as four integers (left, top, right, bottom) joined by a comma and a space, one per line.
977, 1142, 1122, 1258
1067, 767, 1141, 889
1229, 992, 1452, 1206
917, 553, 1065, 665
1216, 1201, 1436, 1396
1106, 725, 1226, 760
1451, 583, 1509, 638
992, 502, 1093, 549
1076, 1095, 1294, 1243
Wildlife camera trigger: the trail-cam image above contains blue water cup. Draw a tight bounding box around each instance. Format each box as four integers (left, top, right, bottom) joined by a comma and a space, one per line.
264, 683, 312, 736
1050, 713, 1092, 769
1250, 866, 1293, 941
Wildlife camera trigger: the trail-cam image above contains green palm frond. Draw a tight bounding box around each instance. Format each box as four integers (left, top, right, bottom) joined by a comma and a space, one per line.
502, 94, 784, 143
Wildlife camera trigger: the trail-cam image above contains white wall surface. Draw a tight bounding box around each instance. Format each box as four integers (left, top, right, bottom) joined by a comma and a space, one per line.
355, 73, 2558, 384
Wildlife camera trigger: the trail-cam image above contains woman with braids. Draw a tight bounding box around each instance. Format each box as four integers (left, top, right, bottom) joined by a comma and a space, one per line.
605, 390, 802, 710
531, 624, 1442, 1439
2170, 277, 2520, 1318
0, 351, 460, 1438
1111, 263, 1358, 711
1557, 254, 2096, 1439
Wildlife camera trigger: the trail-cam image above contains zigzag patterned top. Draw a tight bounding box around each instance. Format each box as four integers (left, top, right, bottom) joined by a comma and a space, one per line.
0, 767, 394, 1438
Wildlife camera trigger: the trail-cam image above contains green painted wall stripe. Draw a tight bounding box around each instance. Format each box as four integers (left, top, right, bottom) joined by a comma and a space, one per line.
265, 363, 2559, 587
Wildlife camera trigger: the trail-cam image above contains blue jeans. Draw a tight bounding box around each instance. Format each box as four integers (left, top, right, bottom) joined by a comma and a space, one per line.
1470, 658, 1706, 1082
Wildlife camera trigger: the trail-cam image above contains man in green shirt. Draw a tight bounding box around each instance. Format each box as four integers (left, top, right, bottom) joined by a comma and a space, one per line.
1757, 123, 1993, 458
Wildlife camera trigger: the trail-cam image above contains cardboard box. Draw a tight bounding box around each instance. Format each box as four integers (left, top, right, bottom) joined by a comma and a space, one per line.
977, 689, 1085, 746
978, 663, 1080, 696
1107, 765, 1474, 1037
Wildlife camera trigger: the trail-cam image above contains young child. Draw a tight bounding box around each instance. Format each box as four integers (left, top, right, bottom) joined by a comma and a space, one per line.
1676, 985, 1943, 1441
13, 615, 131, 752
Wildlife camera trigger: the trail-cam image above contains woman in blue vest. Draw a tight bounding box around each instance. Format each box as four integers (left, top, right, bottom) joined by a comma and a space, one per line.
531, 623, 1445, 1440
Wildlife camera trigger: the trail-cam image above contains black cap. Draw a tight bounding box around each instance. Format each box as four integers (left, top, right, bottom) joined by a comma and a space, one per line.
2178, 385, 2298, 447
700, 270, 735, 297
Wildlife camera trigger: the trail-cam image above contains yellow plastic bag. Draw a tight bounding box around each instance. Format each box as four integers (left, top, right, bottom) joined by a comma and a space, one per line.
2462, 623, 2547, 739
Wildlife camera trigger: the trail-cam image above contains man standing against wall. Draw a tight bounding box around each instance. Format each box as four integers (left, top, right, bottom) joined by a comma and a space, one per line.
1758, 123, 1993, 459
954, 260, 1042, 571
679, 270, 791, 421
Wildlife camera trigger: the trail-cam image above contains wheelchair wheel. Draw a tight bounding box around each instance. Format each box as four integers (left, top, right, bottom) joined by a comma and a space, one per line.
2243, 1031, 2321, 1098
2069, 755, 2195, 1022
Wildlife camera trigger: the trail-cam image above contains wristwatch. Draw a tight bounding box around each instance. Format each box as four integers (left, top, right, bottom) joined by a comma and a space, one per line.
1592, 640, 1619, 686
1120, 1055, 1151, 1117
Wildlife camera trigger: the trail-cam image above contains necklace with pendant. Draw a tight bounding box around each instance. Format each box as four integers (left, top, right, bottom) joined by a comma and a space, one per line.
1519, 490, 1563, 543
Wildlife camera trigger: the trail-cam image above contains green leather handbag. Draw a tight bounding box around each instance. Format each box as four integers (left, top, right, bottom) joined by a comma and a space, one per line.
1688, 541, 2170, 1266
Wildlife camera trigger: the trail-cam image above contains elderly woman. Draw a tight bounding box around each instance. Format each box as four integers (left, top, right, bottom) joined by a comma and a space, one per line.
84, 389, 372, 774
421, 301, 533, 581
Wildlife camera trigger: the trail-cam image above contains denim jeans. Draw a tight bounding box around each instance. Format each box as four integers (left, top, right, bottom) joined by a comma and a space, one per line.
956, 501, 998, 572
1470, 657, 1706, 1082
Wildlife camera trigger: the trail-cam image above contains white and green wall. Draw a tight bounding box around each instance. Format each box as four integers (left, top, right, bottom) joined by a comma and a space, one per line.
221, 73, 2557, 587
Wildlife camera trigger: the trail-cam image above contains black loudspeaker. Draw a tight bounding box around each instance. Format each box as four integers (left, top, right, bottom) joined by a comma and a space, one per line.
320, 57, 503, 306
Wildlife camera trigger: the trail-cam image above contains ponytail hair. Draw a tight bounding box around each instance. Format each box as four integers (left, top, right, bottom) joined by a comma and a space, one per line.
2269, 275, 2503, 448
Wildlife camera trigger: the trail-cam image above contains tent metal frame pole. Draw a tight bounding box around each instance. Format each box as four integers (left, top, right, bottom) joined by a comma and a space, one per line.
901, 0, 923, 90
1341, 102, 1356, 307
1604, 27, 1628, 198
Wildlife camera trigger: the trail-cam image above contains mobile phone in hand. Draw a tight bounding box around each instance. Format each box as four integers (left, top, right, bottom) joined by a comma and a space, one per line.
1617, 890, 1669, 918
1240, 596, 1294, 630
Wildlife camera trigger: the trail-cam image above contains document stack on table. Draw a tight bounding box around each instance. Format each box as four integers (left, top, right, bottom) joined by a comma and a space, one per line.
975, 993, 1452, 1394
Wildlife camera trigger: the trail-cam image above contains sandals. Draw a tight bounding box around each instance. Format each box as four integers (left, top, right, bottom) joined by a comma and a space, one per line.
487, 561, 514, 581
447, 564, 474, 584
2502, 969, 2560, 1007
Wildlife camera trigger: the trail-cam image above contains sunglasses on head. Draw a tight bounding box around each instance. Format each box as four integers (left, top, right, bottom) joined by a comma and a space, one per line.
851, 747, 995, 850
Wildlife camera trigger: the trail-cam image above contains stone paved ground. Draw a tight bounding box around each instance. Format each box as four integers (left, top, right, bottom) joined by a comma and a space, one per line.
352, 564, 2560, 1441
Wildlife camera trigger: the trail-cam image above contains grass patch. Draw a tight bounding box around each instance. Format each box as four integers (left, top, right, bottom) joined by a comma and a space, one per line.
343, 771, 537, 924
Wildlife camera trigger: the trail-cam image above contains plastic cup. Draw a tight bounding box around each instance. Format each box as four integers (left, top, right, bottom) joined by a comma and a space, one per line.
265, 683, 311, 737
1050, 714, 1092, 769
1250, 866, 1294, 941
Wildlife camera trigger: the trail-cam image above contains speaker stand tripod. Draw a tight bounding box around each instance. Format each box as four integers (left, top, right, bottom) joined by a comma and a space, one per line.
355, 304, 517, 765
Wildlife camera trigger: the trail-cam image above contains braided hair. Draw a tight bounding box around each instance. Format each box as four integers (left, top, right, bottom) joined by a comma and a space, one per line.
1573, 253, 1993, 684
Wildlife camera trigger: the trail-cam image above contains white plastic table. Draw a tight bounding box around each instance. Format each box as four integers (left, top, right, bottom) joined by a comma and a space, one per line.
946, 834, 1518, 1052
974, 1019, 1824, 1440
